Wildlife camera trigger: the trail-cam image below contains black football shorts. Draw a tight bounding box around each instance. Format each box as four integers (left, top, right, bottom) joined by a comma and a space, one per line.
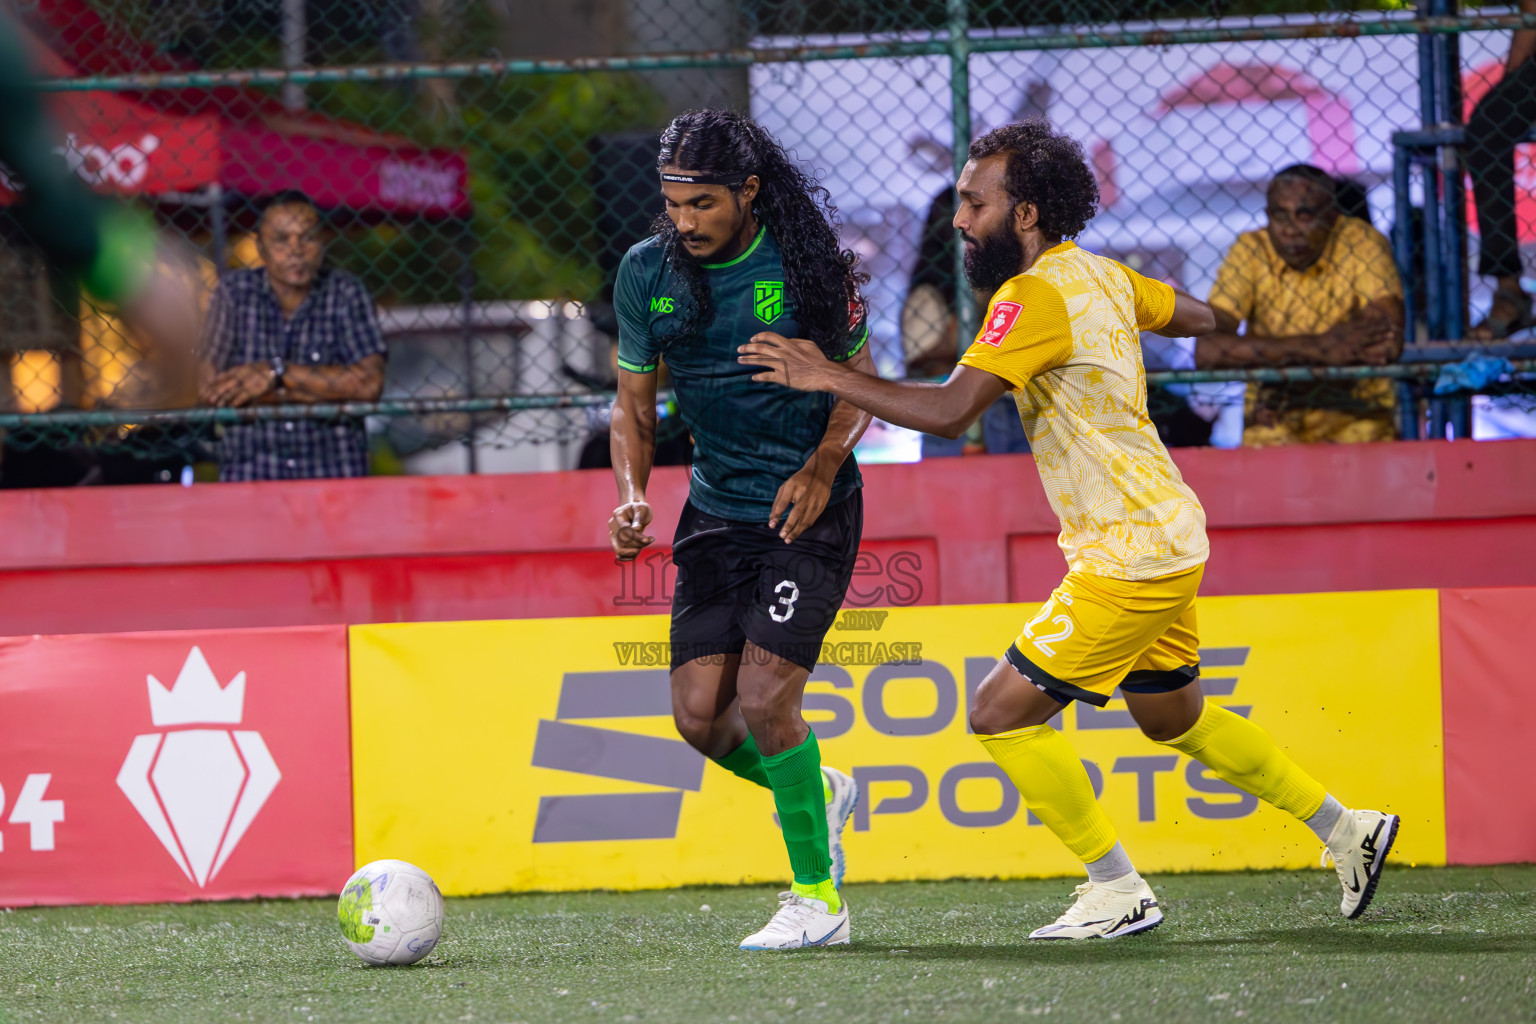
669, 490, 863, 672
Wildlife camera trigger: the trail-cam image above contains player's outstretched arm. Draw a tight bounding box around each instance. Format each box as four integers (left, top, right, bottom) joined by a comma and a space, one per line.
740, 332, 1007, 440
609, 368, 659, 560
1154, 290, 1217, 339
770, 342, 879, 542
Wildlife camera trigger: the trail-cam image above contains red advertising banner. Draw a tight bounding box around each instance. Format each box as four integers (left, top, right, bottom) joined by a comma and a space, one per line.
0, 627, 354, 906
1440, 587, 1536, 866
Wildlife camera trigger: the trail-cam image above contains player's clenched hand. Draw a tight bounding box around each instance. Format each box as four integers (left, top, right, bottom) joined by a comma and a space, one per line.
609, 500, 654, 561
738, 332, 834, 391
770, 454, 835, 543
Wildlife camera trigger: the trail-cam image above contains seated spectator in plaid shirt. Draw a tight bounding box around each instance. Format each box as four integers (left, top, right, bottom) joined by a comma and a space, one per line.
1195, 165, 1404, 447
199, 191, 386, 480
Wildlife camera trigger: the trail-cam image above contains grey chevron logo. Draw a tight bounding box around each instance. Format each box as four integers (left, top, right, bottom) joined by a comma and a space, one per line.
1198, 646, 1252, 719
530, 670, 704, 844
1074, 646, 1252, 733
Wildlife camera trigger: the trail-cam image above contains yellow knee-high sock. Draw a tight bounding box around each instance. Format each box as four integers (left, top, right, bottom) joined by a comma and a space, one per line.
1159, 703, 1326, 819
978, 724, 1118, 862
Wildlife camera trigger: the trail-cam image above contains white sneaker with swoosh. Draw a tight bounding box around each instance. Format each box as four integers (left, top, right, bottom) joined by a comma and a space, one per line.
739, 892, 850, 951
1028, 874, 1162, 940
1322, 808, 1400, 919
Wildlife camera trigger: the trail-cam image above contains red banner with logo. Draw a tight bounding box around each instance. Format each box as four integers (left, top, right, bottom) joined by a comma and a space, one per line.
0, 627, 353, 907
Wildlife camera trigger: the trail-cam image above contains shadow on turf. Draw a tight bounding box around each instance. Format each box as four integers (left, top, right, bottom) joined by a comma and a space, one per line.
811, 928, 1536, 961
1168, 929, 1536, 956
821, 941, 1170, 962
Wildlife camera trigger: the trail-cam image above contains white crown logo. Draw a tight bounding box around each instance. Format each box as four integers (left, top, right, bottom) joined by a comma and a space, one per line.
120, 646, 280, 888
147, 646, 245, 726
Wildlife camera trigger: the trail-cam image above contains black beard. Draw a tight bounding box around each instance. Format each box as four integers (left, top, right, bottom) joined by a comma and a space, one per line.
962, 228, 1026, 294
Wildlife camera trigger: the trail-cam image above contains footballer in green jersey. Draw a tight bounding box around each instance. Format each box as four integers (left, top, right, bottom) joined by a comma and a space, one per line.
607, 110, 875, 950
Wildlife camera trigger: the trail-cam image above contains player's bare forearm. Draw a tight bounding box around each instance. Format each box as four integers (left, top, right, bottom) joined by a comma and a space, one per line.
1155, 290, 1217, 338
611, 369, 658, 503
811, 343, 877, 478
740, 331, 1006, 440
824, 364, 1006, 439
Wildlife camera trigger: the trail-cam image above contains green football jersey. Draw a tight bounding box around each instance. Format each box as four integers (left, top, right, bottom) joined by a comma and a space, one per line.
614, 225, 867, 522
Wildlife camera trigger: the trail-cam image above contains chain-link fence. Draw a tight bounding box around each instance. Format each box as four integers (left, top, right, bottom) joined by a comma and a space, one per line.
0, 0, 1533, 484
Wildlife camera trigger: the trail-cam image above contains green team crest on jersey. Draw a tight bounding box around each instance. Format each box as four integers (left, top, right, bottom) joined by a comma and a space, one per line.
754, 280, 784, 324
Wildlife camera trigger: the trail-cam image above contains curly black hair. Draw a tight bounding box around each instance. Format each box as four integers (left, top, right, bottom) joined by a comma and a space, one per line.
968, 119, 1099, 241
652, 109, 867, 358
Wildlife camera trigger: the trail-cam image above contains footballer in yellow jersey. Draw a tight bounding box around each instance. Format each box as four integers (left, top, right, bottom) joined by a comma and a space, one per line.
960, 239, 1208, 582
740, 119, 1399, 941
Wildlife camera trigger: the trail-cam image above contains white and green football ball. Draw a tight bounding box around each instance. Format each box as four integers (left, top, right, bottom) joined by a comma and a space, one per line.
337, 859, 444, 965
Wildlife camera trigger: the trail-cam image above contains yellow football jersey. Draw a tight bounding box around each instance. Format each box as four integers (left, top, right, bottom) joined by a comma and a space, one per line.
958, 241, 1209, 581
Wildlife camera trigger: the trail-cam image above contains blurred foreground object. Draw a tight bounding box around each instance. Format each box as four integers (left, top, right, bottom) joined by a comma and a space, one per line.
0, 13, 205, 418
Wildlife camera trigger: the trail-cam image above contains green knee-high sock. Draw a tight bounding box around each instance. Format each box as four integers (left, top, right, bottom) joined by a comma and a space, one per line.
761, 731, 838, 910
714, 733, 772, 789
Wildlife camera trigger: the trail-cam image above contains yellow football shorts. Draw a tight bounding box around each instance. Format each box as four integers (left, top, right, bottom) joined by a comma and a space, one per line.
1004, 565, 1204, 707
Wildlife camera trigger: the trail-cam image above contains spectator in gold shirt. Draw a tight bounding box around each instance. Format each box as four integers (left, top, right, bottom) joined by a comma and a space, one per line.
1196, 164, 1404, 446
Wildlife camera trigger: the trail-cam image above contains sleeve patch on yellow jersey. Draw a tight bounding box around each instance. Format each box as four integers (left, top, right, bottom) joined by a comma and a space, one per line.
976, 301, 1022, 347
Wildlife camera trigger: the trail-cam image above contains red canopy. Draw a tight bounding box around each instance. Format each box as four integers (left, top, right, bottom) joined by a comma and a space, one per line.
4, 0, 470, 218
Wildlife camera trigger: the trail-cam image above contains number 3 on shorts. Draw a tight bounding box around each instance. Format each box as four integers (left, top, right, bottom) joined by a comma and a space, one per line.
769, 579, 800, 623
1023, 597, 1075, 658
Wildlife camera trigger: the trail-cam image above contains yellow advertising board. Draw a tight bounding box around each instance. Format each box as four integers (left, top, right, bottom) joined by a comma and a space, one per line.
349, 590, 1444, 896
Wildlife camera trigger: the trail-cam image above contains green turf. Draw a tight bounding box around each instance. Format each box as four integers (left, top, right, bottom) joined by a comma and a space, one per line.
0, 866, 1532, 1024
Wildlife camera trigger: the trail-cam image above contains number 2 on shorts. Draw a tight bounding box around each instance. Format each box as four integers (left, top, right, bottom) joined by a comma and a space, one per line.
1023, 596, 1075, 658
769, 579, 800, 623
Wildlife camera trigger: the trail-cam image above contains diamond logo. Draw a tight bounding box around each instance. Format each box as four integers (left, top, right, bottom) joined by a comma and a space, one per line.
116, 647, 281, 886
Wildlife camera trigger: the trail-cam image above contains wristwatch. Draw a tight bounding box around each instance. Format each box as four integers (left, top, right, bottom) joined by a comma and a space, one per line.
269, 356, 287, 391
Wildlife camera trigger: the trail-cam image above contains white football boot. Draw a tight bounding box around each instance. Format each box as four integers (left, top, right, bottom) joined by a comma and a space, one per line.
739, 891, 851, 951
1028, 874, 1162, 940
822, 766, 859, 889
1322, 809, 1400, 919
